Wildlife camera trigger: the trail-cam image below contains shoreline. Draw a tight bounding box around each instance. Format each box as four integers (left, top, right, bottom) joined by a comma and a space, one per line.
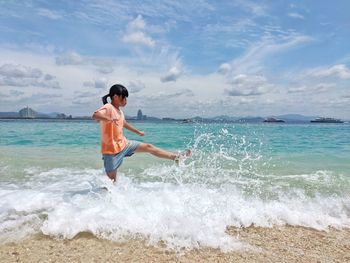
1, 226, 349, 262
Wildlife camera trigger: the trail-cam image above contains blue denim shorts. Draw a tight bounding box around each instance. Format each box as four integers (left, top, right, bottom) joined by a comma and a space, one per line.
102, 140, 141, 173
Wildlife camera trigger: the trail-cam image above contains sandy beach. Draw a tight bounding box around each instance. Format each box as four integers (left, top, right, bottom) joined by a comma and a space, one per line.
1, 226, 349, 263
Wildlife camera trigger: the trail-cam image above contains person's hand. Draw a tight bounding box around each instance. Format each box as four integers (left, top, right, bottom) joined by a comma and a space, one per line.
138, 131, 145, 136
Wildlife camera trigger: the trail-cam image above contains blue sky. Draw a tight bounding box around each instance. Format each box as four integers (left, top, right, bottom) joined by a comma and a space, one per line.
0, 0, 349, 118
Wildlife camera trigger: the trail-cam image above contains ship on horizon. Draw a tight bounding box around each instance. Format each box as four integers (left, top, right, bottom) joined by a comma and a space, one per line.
310, 117, 344, 123
264, 117, 285, 123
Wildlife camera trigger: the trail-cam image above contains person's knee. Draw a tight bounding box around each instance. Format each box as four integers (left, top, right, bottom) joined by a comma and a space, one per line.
137, 143, 157, 153
143, 143, 154, 151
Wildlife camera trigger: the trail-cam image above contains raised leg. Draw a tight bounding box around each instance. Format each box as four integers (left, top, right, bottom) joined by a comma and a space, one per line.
135, 143, 192, 164
135, 143, 177, 160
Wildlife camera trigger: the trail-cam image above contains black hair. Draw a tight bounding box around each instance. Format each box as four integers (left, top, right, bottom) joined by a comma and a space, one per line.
102, 84, 129, 105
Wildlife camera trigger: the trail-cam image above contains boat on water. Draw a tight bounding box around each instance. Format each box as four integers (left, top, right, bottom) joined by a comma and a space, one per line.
263, 117, 285, 123
310, 117, 344, 123
182, 119, 194, 123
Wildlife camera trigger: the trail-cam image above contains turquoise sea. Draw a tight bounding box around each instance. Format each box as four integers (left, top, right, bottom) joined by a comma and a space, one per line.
0, 120, 349, 251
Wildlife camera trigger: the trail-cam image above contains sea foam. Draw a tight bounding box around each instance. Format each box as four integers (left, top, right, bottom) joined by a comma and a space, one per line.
0, 166, 349, 251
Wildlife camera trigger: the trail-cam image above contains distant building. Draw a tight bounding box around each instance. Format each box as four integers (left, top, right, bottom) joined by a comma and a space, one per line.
137, 109, 143, 120
19, 107, 37, 118
310, 117, 343, 123
56, 113, 67, 119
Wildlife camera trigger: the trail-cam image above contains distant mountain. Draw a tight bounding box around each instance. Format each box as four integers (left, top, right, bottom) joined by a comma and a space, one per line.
211, 115, 239, 121
146, 116, 161, 121
0, 112, 19, 118
36, 113, 50, 118
237, 117, 265, 123
45, 112, 61, 118
207, 114, 321, 123
191, 116, 204, 122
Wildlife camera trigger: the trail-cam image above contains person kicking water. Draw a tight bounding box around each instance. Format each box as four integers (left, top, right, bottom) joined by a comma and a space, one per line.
92, 84, 192, 182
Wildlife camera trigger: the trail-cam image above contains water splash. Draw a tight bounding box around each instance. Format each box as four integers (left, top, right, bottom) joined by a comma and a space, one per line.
1, 122, 350, 251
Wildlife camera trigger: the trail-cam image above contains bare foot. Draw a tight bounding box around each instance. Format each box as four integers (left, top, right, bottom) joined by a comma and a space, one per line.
175, 149, 192, 165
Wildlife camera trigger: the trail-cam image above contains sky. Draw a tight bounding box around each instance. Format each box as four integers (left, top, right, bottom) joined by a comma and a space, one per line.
0, 0, 349, 119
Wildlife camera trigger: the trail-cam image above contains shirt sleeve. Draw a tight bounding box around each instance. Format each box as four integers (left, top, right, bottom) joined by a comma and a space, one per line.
94, 104, 111, 115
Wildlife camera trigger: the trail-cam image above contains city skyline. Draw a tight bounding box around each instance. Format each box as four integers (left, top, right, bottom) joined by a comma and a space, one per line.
2, 106, 347, 123
0, 1, 349, 119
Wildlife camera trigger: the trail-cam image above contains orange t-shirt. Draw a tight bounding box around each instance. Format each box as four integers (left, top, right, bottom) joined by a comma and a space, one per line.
94, 103, 127, 154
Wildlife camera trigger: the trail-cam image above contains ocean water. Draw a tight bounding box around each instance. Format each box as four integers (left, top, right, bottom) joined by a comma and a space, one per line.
0, 120, 349, 251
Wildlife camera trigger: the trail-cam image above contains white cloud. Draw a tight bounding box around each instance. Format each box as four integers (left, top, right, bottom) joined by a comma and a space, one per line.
160, 66, 183, 82
144, 89, 194, 100
90, 57, 114, 67
2, 91, 63, 107
0, 63, 60, 89
128, 88, 196, 116
127, 14, 146, 31
83, 78, 108, 90
122, 15, 155, 47
56, 51, 85, 65
37, 8, 63, 20
217, 33, 314, 99
234, 0, 267, 16
69, 1, 214, 27
287, 85, 307, 93
74, 90, 98, 98
288, 13, 305, 20
128, 80, 145, 93
55, 52, 115, 74
225, 74, 273, 96
313, 83, 335, 92
96, 66, 114, 74
44, 74, 55, 81
10, 90, 25, 96
218, 63, 231, 75
288, 83, 335, 94
0, 63, 42, 78
71, 96, 95, 106
204, 18, 256, 35
226, 33, 314, 75
122, 31, 155, 47
309, 64, 350, 79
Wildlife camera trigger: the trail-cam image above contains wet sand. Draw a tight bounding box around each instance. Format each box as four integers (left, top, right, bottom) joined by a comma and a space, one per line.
1, 226, 349, 263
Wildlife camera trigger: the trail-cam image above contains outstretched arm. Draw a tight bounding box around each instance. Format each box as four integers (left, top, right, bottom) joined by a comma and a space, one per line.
123, 120, 145, 136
